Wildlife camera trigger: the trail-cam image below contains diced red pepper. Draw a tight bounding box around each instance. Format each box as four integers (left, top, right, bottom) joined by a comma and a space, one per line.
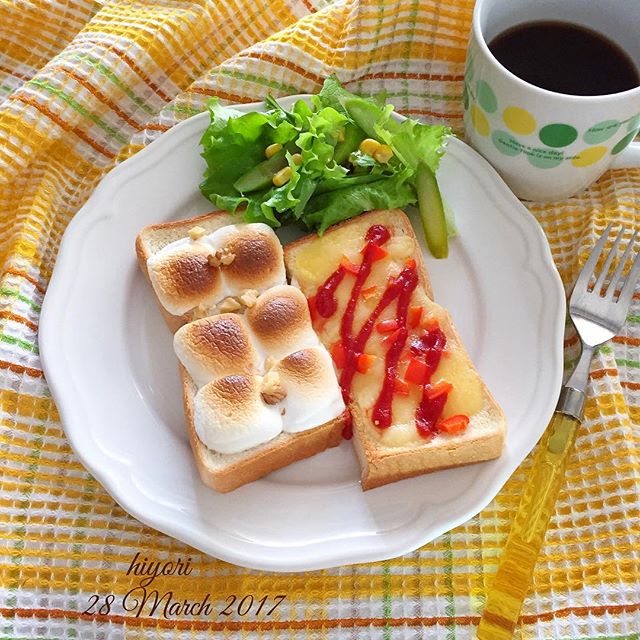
362, 285, 378, 300
426, 380, 453, 400
405, 258, 417, 270
405, 357, 429, 385
307, 295, 319, 323
408, 305, 423, 328
376, 319, 400, 334
331, 341, 346, 369
363, 242, 388, 262
340, 256, 360, 275
438, 414, 469, 434
394, 378, 410, 396
357, 353, 376, 373
381, 328, 402, 346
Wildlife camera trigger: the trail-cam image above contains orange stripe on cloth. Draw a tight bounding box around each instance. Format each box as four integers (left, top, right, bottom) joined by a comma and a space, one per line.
4, 267, 47, 293
358, 71, 464, 82
44, 64, 144, 130
0, 310, 38, 331
11, 94, 116, 159
0, 359, 43, 379
235, 51, 324, 84
3, 602, 640, 629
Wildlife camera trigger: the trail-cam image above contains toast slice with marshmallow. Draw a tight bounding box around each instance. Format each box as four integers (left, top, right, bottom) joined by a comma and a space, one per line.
136, 211, 286, 332
136, 213, 347, 492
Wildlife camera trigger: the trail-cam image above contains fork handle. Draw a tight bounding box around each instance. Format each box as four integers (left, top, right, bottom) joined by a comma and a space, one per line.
475, 411, 581, 639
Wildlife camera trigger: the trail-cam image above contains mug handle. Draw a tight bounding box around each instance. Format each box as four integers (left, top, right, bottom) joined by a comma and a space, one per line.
611, 141, 640, 168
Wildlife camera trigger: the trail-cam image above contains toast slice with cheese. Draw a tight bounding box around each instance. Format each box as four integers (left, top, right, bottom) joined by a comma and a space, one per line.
136, 214, 347, 492
284, 209, 506, 490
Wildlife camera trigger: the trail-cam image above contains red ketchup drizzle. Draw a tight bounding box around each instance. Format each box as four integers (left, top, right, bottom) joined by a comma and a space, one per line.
315, 226, 390, 320
315, 267, 346, 317
311, 223, 447, 438
371, 267, 418, 428
411, 328, 448, 437
339, 263, 414, 402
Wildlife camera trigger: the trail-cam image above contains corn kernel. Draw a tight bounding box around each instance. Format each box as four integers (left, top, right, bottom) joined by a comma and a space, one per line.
359, 138, 381, 156
374, 144, 394, 163
273, 166, 292, 187
265, 143, 282, 159
291, 153, 303, 165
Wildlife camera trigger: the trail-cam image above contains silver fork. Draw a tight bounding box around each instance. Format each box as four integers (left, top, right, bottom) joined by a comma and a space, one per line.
477, 224, 640, 640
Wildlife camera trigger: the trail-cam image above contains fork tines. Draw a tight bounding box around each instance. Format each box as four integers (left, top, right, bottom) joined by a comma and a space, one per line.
578, 223, 640, 303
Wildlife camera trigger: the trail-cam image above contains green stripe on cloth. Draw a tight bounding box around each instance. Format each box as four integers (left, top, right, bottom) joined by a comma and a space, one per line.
615, 358, 640, 369
28, 78, 130, 144
444, 531, 456, 640
574, 634, 639, 640
0, 334, 39, 354
217, 68, 301, 95
383, 561, 392, 640
0, 288, 42, 311
68, 52, 158, 115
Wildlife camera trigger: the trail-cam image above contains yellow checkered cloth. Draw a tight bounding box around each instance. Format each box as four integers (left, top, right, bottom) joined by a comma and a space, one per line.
1, 1, 638, 638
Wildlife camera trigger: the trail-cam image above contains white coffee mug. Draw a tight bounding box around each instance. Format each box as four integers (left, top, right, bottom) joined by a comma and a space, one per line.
464, 0, 640, 201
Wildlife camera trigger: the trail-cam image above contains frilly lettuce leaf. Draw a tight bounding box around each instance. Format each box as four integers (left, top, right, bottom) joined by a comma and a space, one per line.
199, 77, 451, 234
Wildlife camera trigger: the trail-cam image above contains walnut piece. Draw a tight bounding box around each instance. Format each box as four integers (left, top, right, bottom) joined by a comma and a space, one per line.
188, 226, 207, 241
207, 247, 235, 267
239, 288, 259, 308
192, 304, 210, 319
219, 247, 236, 265
260, 371, 287, 405
218, 297, 242, 313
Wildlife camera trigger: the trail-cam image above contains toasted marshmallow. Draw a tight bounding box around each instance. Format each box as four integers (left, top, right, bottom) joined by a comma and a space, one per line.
212, 224, 286, 293
274, 347, 346, 433
174, 314, 258, 387
147, 223, 286, 318
194, 375, 282, 454
247, 285, 318, 360
147, 240, 222, 316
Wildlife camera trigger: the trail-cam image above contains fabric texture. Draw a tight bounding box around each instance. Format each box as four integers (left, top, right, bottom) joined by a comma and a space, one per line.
0, 0, 639, 638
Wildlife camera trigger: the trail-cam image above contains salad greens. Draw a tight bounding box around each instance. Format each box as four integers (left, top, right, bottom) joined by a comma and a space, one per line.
199, 76, 453, 257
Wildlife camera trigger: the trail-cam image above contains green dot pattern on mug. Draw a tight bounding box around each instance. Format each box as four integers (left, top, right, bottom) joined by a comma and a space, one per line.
626, 113, 640, 132
583, 120, 621, 144
612, 129, 639, 155
527, 147, 564, 169
492, 130, 521, 156
539, 124, 578, 148
476, 80, 498, 113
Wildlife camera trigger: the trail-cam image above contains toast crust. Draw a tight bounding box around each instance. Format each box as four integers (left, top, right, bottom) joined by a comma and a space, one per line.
181, 366, 346, 493
284, 209, 506, 490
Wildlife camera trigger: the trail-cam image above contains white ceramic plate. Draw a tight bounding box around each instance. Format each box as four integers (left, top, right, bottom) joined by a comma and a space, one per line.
40, 96, 565, 572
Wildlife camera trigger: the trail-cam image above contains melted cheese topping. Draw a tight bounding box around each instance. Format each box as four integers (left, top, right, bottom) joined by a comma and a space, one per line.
291, 217, 484, 447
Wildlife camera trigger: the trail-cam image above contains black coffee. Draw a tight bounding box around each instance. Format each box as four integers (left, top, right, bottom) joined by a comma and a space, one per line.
488, 21, 640, 96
